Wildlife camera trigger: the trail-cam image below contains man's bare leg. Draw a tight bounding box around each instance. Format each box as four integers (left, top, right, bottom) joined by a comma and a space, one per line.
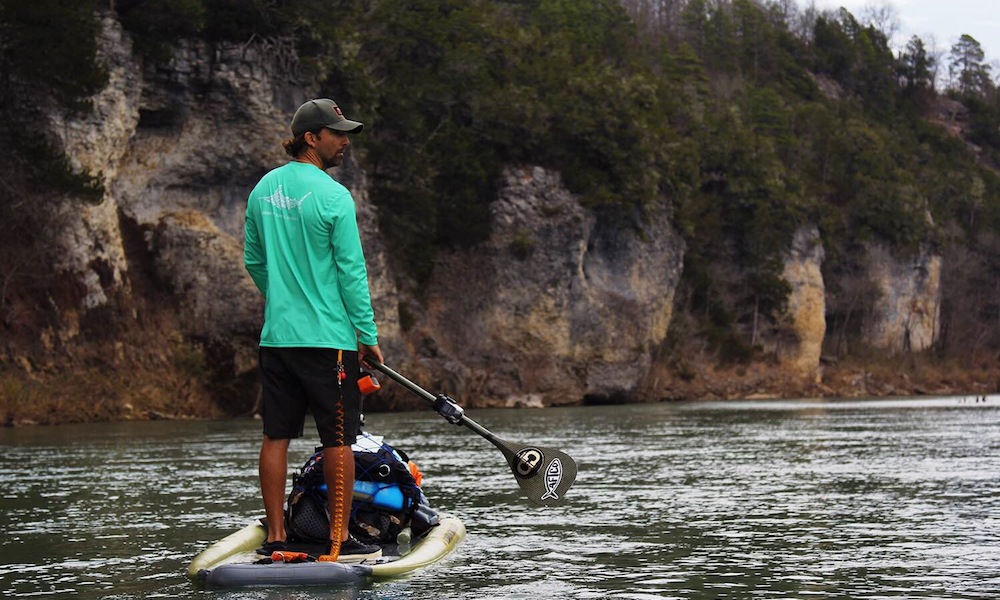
259, 435, 290, 543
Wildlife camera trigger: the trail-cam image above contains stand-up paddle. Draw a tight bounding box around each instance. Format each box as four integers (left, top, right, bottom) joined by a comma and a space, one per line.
366, 361, 577, 506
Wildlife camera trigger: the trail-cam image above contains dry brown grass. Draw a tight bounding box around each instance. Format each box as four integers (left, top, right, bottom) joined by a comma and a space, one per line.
0, 306, 235, 427
0, 355, 225, 427
645, 347, 999, 402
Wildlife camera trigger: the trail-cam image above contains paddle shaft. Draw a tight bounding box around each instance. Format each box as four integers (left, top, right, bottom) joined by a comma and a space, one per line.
367, 361, 499, 444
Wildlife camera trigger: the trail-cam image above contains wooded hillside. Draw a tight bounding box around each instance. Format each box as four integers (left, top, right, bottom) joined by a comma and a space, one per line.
1, 1, 998, 424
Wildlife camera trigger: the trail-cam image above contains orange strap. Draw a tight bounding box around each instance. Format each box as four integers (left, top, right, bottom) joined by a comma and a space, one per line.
270, 550, 310, 563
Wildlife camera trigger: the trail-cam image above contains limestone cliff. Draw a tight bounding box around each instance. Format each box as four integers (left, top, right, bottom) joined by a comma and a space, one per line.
863, 242, 942, 352
45, 15, 298, 378
771, 226, 826, 382
409, 167, 685, 406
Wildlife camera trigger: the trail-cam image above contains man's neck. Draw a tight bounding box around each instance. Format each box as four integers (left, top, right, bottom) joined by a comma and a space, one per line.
294, 153, 324, 170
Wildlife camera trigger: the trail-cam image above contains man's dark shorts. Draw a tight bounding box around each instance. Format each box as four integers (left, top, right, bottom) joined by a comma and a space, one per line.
258, 347, 362, 448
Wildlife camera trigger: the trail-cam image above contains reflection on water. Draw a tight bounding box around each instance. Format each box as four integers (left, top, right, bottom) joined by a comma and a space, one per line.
1, 396, 998, 599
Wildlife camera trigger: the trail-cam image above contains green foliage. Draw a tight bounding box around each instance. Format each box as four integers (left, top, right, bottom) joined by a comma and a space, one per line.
0, 0, 106, 202
908, 118, 1000, 240
115, 0, 343, 64
811, 9, 897, 118
340, 0, 506, 278
0, 0, 107, 105
820, 118, 928, 246
677, 84, 804, 339
530, 0, 636, 59
115, 0, 206, 62
326, 0, 698, 280
964, 96, 1000, 151
509, 228, 536, 261
201, 0, 284, 40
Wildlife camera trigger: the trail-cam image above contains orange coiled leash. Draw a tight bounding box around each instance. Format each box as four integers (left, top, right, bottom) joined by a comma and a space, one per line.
320, 350, 348, 562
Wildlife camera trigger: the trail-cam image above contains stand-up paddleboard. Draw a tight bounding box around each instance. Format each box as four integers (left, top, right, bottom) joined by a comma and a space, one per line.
188, 354, 579, 589
188, 515, 465, 587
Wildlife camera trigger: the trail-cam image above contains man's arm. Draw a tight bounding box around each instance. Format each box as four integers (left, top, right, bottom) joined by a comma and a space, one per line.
330, 193, 378, 345
244, 201, 268, 294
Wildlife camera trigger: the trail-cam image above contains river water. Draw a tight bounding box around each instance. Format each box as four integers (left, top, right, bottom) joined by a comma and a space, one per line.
1, 396, 998, 599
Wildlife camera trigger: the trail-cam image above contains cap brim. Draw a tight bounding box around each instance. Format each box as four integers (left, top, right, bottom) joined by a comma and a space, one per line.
327, 120, 364, 134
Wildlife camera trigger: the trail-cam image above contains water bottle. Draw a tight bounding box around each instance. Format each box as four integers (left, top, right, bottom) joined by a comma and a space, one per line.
396, 526, 412, 555
353, 480, 405, 510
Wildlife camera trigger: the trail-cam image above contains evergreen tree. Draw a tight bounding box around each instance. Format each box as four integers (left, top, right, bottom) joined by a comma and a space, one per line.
897, 35, 934, 111
949, 34, 993, 98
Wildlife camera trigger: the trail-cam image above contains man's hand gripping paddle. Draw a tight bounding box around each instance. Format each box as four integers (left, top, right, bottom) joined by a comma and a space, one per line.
367, 361, 577, 506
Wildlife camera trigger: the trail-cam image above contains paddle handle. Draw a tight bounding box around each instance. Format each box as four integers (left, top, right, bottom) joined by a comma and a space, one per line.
368, 361, 436, 403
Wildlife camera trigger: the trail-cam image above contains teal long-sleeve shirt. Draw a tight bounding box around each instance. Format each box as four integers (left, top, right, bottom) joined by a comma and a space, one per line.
244, 161, 378, 349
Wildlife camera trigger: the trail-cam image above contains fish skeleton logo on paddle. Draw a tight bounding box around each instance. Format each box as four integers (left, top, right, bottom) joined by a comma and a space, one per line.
539, 458, 563, 501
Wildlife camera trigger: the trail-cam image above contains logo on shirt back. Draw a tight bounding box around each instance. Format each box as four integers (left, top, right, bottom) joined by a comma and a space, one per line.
261, 186, 310, 215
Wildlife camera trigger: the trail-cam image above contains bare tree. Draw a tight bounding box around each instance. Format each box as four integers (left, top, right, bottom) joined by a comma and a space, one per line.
790, 0, 825, 43
621, 0, 686, 43
858, 1, 900, 46
918, 32, 947, 91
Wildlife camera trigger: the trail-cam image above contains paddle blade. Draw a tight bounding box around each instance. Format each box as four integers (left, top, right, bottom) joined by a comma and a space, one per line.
494, 439, 578, 506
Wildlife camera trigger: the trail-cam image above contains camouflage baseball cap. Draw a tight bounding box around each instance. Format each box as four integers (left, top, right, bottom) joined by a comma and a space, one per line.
290, 98, 363, 136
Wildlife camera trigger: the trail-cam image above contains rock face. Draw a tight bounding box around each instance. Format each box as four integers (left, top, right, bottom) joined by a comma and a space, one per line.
47, 12, 142, 313
152, 211, 260, 345
42, 16, 289, 372
413, 167, 685, 406
773, 226, 826, 382
864, 243, 942, 352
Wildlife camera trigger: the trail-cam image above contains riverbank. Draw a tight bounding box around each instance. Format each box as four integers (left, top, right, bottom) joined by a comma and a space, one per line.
0, 362, 225, 427
651, 354, 999, 403
2, 352, 996, 427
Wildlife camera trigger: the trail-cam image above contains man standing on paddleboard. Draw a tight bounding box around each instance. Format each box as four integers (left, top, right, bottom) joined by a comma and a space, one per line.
244, 98, 384, 562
